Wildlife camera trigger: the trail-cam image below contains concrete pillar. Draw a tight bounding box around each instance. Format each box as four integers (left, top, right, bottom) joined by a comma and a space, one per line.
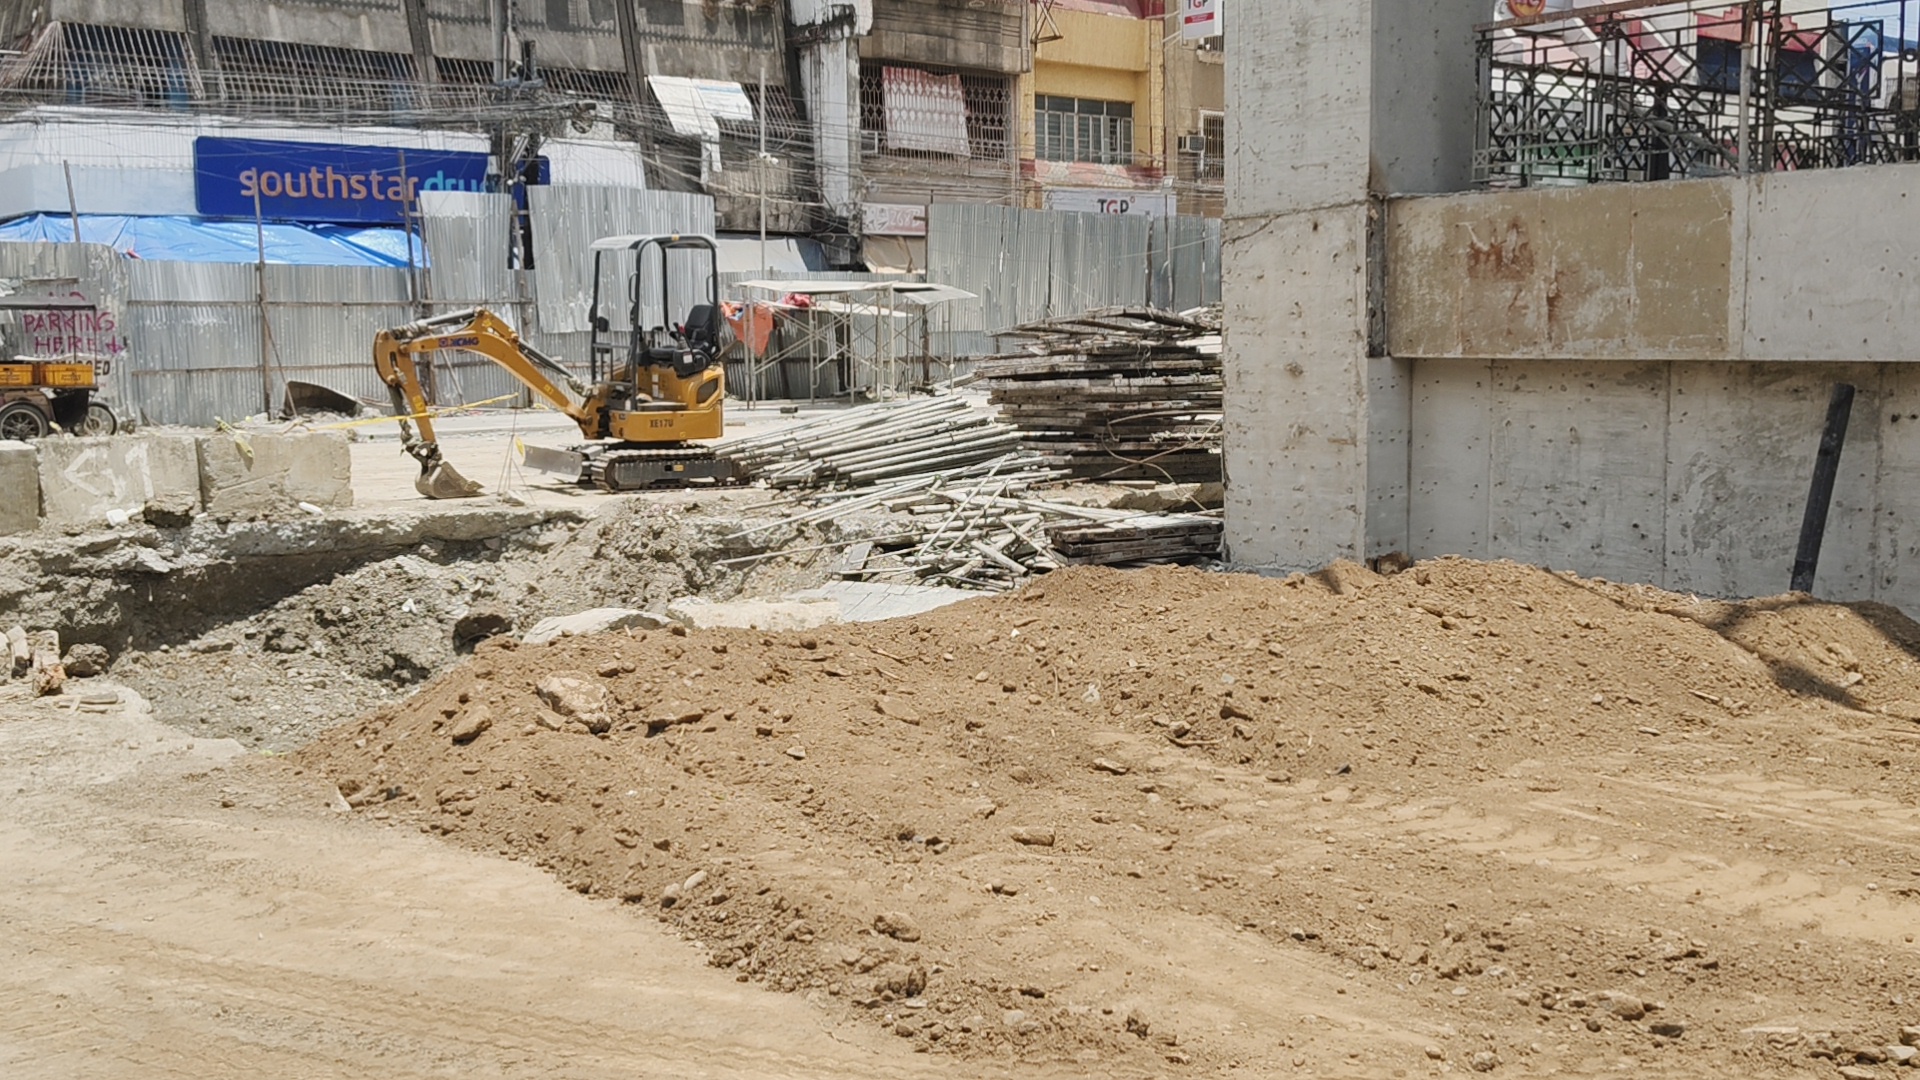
1221, 0, 1481, 572
401, 0, 440, 85
789, 0, 870, 226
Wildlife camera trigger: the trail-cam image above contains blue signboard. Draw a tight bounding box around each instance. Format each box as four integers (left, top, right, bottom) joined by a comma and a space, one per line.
194, 136, 495, 225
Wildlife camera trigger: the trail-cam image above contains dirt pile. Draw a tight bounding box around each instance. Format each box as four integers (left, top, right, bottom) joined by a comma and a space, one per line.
117, 498, 871, 748
299, 559, 1920, 1076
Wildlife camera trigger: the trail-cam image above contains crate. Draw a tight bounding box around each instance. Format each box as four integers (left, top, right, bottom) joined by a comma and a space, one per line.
35, 362, 96, 388
0, 364, 31, 388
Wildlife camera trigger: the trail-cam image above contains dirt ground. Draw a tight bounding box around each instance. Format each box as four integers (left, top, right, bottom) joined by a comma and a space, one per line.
9, 554, 1920, 1078
282, 558, 1920, 1078
0, 681, 998, 1080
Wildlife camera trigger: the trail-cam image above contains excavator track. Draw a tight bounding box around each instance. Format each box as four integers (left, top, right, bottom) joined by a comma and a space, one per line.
582, 445, 735, 492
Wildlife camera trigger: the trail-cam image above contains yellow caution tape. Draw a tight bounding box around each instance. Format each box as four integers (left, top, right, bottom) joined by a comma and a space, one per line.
310, 392, 528, 431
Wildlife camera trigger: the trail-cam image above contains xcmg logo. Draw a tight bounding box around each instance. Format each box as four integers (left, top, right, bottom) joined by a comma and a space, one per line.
434, 336, 482, 349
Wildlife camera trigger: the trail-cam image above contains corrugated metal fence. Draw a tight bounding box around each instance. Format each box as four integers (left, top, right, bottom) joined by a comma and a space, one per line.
0, 202, 1221, 425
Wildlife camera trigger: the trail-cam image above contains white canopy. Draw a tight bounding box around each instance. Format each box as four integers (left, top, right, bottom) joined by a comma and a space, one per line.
733, 280, 976, 306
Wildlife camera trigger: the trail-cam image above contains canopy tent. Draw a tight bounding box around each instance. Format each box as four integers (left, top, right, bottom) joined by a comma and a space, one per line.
728, 279, 977, 401
0, 214, 428, 267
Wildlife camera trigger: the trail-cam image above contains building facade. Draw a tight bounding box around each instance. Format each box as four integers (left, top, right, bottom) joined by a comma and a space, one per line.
0, 1, 1223, 270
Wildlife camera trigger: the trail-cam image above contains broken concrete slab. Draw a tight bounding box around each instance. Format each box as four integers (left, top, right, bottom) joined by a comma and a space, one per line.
197, 431, 353, 520
665, 596, 841, 632
36, 434, 200, 528
0, 440, 38, 535
787, 581, 979, 623
523, 608, 671, 646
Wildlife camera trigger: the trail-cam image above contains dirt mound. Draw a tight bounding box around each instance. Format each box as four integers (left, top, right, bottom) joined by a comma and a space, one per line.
298, 558, 1920, 1075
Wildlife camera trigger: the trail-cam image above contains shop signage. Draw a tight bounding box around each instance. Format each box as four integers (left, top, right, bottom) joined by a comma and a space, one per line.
1044, 188, 1177, 218
193, 137, 495, 224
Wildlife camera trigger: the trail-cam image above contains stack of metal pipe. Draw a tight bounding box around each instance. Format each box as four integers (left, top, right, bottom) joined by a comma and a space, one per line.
719, 394, 1039, 489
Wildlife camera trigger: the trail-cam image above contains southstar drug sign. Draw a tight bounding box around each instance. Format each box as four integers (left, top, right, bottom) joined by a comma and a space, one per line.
193, 137, 493, 225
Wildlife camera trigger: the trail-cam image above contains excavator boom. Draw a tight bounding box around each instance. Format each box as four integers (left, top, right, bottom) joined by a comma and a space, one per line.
372, 307, 602, 498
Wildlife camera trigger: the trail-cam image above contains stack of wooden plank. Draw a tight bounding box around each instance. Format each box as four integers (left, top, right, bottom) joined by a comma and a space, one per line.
1046, 514, 1223, 566
977, 308, 1222, 484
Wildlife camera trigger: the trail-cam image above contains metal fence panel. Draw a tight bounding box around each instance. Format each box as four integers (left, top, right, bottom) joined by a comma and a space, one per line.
418, 190, 515, 308
1151, 215, 1223, 312
529, 185, 716, 334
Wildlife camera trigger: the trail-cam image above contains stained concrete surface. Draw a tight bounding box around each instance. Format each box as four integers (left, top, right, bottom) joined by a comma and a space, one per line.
35, 433, 200, 527
1403, 359, 1920, 609
0, 440, 35, 535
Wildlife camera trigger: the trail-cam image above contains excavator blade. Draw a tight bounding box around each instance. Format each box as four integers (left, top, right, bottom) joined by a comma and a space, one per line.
415, 460, 485, 500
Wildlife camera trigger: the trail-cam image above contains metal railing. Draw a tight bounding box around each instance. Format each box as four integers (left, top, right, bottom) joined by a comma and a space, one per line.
1475, 0, 1920, 186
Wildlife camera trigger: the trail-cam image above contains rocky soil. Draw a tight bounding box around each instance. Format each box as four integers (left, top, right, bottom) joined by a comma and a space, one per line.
105, 497, 867, 749
294, 557, 1920, 1077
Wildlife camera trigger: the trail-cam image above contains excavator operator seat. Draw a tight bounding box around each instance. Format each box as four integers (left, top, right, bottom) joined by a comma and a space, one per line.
682, 303, 720, 353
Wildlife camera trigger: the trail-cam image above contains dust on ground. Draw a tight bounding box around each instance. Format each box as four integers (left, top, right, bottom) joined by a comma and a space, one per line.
0, 678, 990, 1080
104, 495, 876, 749
293, 557, 1920, 1078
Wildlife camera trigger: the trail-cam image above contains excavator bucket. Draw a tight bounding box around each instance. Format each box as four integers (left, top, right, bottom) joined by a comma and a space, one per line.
415, 459, 484, 500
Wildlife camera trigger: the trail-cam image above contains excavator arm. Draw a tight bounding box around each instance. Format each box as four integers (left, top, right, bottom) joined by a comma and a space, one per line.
373, 307, 604, 499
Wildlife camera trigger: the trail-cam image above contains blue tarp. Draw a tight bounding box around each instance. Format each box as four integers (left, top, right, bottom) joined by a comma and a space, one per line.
0, 214, 429, 268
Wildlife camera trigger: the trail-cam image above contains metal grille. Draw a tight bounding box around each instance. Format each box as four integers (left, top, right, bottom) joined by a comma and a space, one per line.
858, 61, 1016, 161
1476, 0, 1920, 187
212, 36, 422, 117
0, 22, 201, 107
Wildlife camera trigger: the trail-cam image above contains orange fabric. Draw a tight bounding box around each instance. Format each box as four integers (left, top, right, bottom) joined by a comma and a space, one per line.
723, 301, 777, 359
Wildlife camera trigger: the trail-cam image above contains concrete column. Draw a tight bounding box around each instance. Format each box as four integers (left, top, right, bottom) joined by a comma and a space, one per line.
1221, 0, 1480, 572
401, 0, 439, 85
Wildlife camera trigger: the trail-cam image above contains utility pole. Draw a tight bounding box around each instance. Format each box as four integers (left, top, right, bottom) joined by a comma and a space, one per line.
760, 54, 768, 278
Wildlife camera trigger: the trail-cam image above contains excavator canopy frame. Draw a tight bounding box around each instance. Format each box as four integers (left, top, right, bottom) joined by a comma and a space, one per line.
586, 234, 721, 384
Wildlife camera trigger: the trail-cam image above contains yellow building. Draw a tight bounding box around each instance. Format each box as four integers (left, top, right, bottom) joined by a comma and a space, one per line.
1017, 1, 1223, 218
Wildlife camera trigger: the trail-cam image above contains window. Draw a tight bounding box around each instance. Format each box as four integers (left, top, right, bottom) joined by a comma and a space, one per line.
859, 62, 1012, 160
1201, 111, 1224, 179
1036, 95, 1134, 165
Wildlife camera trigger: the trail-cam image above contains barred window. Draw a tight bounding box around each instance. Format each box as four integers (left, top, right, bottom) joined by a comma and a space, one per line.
1036, 95, 1134, 165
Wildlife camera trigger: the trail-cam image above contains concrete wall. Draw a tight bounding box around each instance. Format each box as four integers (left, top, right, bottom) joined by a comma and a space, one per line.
12, 431, 352, 532
1388, 165, 1920, 363
1220, 0, 1482, 572
1404, 359, 1920, 608
863, 0, 1026, 73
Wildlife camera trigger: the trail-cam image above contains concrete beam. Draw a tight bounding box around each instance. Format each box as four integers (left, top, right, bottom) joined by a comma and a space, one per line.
35, 434, 201, 529
0, 440, 38, 536
197, 431, 354, 520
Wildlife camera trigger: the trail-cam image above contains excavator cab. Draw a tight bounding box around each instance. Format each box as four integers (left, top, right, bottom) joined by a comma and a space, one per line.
589, 233, 722, 385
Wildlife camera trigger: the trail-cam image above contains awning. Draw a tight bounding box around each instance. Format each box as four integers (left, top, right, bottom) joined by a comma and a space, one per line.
733, 279, 975, 306
648, 76, 756, 173
0, 213, 427, 267
863, 235, 926, 275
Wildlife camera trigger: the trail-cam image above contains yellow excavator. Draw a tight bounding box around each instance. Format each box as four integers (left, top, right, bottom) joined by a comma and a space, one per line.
373, 233, 731, 498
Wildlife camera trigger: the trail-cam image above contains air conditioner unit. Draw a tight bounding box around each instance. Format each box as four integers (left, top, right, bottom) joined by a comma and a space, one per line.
861, 130, 884, 154
1177, 134, 1207, 155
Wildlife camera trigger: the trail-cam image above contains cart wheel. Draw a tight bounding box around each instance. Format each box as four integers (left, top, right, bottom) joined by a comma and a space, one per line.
0, 401, 48, 441
78, 401, 119, 437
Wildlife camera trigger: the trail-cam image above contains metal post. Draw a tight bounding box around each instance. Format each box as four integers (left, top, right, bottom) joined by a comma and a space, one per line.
1790, 382, 1857, 594
252, 190, 275, 416
61, 161, 81, 245
1736, 2, 1756, 175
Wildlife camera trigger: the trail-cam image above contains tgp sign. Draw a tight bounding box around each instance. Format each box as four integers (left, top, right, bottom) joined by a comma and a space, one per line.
194, 137, 494, 224
1045, 188, 1177, 219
